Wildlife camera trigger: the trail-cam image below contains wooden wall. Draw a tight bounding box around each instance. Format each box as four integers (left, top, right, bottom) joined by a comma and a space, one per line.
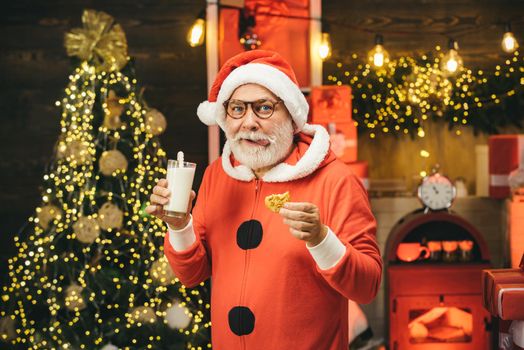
0, 0, 209, 281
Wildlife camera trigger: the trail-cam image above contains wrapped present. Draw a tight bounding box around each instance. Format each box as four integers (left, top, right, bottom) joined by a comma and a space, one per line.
347, 161, 369, 191
482, 264, 524, 320
494, 283, 524, 320
508, 196, 524, 268
326, 121, 357, 163
489, 135, 524, 198
310, 85, 352, 124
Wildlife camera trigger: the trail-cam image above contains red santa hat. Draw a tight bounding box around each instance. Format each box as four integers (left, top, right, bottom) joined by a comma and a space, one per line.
197, 50, 309, 132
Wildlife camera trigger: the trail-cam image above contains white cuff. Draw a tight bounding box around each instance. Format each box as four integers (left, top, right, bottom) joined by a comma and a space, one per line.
167, 216, 196, 251
306, 227, 346, 270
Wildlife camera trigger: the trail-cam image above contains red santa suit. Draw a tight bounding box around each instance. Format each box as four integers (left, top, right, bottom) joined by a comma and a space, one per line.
163, 50, 382, 349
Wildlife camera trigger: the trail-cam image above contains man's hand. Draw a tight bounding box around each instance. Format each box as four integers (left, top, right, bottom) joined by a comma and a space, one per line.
145, 178, 196, 230
279, 202, 327, 247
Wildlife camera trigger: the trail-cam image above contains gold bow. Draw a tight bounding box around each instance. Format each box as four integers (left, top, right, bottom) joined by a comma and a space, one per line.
65, 9, 128, 72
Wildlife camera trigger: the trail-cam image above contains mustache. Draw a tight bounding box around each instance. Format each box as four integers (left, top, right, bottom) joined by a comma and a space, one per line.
231, 131, 277, 144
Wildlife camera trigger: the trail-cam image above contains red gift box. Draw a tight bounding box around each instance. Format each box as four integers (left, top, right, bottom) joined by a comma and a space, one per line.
494, 283, 524, 319
219, 0, 311, 87
482, 267, 524, 320
347, 161, 369, 191
310, 85, 352, 124
508, 197, 524, 268
489, 135, 524, 198
325, 121, 357, 163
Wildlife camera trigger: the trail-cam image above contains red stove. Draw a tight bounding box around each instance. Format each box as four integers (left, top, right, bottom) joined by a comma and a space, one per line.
385, 209, 492, 350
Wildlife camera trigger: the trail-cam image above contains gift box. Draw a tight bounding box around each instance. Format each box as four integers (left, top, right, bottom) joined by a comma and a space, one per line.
326, 121, 357, 163
310, 85, 352, 124
508, 196, 524, 268
347, 161, 369, 191
219, 0, 311, 87
489, 135, 524, 198
494, 283, 524, 320
482, 266, 524, 320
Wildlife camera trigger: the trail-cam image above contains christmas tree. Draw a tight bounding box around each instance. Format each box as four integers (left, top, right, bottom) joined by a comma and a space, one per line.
0, 10, 210, 349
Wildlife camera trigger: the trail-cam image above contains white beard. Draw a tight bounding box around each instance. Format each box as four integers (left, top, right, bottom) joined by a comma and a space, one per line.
226, 119, 295, 171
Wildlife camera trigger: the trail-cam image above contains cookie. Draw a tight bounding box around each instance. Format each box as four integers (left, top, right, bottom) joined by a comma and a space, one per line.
264, 191, 290, 213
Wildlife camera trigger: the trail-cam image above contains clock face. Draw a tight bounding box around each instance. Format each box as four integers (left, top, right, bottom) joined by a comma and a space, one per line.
418, 173, 456, 210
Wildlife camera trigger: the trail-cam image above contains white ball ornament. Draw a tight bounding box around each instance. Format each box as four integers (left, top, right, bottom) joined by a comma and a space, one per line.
165, 301, 192, 329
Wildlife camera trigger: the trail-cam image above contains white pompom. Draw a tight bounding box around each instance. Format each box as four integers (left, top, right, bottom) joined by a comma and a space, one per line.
196, 101, 218, 126
100, 344, 119, 350
165, 302, 192, 329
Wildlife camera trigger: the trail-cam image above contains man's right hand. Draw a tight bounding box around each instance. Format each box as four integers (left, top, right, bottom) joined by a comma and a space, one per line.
145, 178, 196, 230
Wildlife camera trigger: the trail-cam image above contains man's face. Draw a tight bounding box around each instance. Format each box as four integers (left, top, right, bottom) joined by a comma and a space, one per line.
224, 84, 295, 170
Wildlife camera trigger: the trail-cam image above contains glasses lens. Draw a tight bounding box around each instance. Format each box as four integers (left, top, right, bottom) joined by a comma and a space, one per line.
253, 100, 275, 118
227, 100, 246, 118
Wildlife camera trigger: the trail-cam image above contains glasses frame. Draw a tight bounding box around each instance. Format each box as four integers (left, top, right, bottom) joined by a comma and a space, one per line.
223, 98, 284, 119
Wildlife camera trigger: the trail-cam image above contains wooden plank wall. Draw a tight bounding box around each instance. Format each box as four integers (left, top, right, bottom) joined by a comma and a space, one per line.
0, 0, 209, 280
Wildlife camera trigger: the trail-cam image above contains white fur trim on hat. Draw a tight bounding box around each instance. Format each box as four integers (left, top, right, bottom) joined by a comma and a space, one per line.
212, 63, 309, 132
197, 101, 218, 126
221, 123, 330, 182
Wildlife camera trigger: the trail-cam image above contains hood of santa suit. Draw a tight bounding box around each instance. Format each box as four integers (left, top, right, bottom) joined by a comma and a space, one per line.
196, 50, 331, 183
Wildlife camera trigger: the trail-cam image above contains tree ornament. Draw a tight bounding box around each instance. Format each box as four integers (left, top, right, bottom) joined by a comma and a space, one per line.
103, 90, 124, 130
149, 256, 177, 286
0, 316, 16, 342
100, 344, 118, 350
36, 204, 62, 230
97, 202, 123, 230
73, 216, 100, 244
58, 139, 91, 165
99, 150, 127, 176
64, 9, 128, 72
64, 284, 86, 311
145, 108, 167, 136
165, 301, 192, 329
129, 306, 157, 324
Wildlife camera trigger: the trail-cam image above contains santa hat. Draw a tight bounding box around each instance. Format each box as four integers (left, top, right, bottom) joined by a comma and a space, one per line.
197, 50, 309, 132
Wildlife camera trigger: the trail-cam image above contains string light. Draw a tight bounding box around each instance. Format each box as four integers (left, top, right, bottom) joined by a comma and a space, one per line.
319, 21, 332, 61
331, 47, 523, 138
239, 10, 262, 51
187, 10, 205, 47
441, 39, 463, 75
368, 34, 389, 68
502, 23, 519, 53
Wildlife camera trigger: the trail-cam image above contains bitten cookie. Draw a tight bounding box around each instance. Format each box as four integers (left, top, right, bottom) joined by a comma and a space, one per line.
264, 191, 290, 213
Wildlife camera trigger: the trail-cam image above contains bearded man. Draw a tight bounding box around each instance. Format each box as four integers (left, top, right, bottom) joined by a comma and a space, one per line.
146, 50, 382, 350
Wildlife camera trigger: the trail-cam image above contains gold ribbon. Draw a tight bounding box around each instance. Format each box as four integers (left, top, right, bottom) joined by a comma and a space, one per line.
65, 9, 128, 72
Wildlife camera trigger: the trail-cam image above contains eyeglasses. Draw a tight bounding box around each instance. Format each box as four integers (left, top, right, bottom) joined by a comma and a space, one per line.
223, 98, 283, 119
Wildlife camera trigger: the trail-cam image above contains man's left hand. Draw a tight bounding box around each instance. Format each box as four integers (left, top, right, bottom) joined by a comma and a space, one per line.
279, 202, 327, 247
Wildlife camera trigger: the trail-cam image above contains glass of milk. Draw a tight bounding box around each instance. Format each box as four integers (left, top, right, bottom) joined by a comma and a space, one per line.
164, 155, 196, 218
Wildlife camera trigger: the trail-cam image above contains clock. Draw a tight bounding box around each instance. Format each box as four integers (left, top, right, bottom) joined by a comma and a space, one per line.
417, 172, 457, 211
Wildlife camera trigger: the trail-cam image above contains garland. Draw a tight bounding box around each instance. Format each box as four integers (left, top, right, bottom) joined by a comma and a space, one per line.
327, 47, 524, 138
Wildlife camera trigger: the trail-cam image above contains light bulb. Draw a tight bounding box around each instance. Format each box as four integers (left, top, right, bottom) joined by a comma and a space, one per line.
368, 34, 389, 68
441, 39, 463, 75
187, 18, 205, 47
319, 32, 332, 60
502, 31, 518, 53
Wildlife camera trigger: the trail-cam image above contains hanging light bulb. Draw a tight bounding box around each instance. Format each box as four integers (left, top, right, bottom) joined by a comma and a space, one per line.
239, 12, 261, 51
187, 10, 205, 47
441, 39, 463, 75
318, 21, 332, 60
502, 23, 519, 53
368, 34, 389, 68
